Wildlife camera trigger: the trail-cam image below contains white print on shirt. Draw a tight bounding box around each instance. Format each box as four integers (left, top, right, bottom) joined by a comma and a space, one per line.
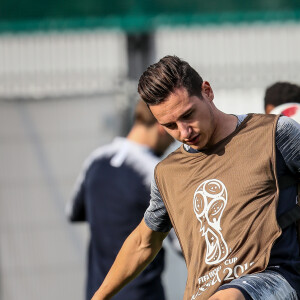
190, 258, 255, 300
193, 179, 229, 265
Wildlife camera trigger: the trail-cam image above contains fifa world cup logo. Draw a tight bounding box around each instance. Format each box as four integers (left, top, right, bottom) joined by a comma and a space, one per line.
193, 179, 229, 265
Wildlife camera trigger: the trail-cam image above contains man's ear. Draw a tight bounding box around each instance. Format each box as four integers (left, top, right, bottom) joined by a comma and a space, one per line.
202, 81, 214, 101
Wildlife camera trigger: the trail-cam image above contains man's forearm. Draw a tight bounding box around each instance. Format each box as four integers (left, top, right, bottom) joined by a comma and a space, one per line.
91, 219, 168, 300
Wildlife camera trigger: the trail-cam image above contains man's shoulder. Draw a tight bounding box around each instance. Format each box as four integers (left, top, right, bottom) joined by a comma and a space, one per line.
239, 113, 278, 132
155, 144, 183, 172
82, 138, 122, 171
276, 115, 300, 132
276, 115, 300, 145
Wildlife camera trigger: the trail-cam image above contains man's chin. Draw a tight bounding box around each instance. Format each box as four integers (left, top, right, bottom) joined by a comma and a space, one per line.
188, 143, 202, 151
190, 146, 201, 151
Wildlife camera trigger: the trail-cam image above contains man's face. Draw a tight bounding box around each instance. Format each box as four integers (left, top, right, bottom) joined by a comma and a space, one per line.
154, 124, 174, 157
149, 82, 216, 151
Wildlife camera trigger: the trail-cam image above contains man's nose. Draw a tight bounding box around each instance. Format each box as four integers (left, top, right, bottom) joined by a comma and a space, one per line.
179, 122, 191, 140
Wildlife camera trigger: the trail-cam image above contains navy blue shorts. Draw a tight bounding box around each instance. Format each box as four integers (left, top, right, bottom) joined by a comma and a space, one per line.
218, 270, 298, 300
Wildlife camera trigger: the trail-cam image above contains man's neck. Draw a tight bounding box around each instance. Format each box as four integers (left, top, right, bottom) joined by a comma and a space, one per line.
185, 113, 243, 153
127, 124, 154, 150
208, 111, 238, 149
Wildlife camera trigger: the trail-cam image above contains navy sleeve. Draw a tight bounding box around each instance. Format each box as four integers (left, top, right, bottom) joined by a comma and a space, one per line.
66, 168, 87, 222
276, 116, 300, 176
144, 177, 172, 232
68, 183, 86, 222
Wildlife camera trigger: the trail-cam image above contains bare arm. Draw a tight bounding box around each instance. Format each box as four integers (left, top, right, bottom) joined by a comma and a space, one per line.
91, 218, 169, 300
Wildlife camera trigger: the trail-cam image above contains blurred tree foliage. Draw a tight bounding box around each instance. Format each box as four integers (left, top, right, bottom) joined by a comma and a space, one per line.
1, 0, 300, 32
2, 0, 300, 20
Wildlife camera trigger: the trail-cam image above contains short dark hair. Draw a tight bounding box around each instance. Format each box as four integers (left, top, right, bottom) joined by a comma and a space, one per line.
264, 82, 300, 109
138, 55, 203, 106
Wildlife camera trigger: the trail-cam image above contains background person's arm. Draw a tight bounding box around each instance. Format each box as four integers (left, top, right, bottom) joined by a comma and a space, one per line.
66, 174, 86, 222
91, 218, 169, 300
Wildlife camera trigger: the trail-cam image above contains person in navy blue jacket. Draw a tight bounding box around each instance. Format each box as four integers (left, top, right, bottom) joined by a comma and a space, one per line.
66, 100, 174, 300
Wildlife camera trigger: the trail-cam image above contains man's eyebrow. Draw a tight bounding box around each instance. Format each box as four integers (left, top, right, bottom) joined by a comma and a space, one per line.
180, 108, 193, 118
160, 108, 194, 127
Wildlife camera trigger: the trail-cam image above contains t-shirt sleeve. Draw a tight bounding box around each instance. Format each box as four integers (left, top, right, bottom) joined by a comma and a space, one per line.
65, 162, 88, 222
144, 176, 173, 232
276, 116, 300, 176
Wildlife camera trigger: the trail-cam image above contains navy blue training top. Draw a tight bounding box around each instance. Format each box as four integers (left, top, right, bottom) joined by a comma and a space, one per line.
67, 137, 166, 300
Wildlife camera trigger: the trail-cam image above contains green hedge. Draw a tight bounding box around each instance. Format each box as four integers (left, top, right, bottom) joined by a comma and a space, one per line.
1, 0, 300, 33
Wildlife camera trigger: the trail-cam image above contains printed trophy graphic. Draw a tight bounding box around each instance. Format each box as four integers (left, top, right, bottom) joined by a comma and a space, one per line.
193, 179, 229, 265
